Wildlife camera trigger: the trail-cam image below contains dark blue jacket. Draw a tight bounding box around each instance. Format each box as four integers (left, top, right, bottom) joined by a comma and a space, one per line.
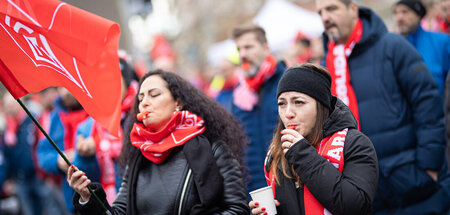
231, 61, 286, 193
406, 25, 450, 95
37, 98, 89, 212
0, 141, 5, 197
3, 115, 37, 181
323, 7, 449, 214
73, 117, 101, 183
73, 117, 122, 192
216, 88, 234, 113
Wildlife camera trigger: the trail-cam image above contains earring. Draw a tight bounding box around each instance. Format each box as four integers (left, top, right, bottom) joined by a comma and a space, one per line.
175, 107, 180, 111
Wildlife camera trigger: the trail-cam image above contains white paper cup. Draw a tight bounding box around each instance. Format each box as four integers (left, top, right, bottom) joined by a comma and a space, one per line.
249, 186, 277, 215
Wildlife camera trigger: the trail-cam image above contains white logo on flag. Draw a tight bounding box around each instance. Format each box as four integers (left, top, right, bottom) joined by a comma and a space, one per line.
1, 1, 92, 98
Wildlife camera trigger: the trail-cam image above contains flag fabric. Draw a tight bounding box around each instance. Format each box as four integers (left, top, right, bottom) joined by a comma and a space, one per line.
0, 0, 122, 136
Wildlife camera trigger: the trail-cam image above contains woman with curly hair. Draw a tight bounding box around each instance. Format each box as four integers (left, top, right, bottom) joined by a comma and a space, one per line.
67, 69, 250, 214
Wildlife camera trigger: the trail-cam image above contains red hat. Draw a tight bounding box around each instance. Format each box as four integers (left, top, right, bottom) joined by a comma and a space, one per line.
150, 34, 176, 60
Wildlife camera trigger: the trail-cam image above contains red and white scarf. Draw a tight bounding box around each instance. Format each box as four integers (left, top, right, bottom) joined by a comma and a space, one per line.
264, 129, 348, 215
304, 128, 347, 215
4, 110, 26, 146
91, 122, 123, 204
326, 19, 363, 129
121, 82, 137, 119
59, 109, 89, 150
233, 55, 277, 111
130, 110, 206, 164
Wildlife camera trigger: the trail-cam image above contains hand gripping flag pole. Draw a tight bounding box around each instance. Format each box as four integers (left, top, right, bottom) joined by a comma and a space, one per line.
15, 98, 112, 214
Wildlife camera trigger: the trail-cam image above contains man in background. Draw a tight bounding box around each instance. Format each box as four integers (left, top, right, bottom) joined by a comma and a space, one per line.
231, 23, 287, 193
393, 0, 450, 95
316, 0, 450, 213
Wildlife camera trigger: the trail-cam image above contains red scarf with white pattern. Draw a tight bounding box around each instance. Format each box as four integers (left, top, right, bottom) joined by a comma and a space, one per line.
130, 110, 206, 164
91, 121, 123, 204
304, 129, 347, 215
264, 129, 348, 215
326, 19, 363, 129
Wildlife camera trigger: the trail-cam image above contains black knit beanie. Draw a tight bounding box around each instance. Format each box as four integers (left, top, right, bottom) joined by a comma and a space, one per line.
396, 0, 427, 18
277, 66, 331, 109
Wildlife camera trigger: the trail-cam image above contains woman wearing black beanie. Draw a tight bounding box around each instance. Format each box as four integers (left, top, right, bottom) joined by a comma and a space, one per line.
249, 63, 379, 215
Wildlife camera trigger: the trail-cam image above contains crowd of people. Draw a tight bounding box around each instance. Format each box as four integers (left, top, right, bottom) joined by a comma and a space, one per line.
0, 0, 449, 214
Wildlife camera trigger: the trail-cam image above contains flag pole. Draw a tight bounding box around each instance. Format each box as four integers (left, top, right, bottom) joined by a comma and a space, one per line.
16, 98, 111, 214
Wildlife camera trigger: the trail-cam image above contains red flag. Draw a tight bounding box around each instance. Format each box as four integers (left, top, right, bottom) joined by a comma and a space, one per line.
0, 0, 122, 136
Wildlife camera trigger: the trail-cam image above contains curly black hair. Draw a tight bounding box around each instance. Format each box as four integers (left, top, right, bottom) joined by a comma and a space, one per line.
119, 70, 248, 171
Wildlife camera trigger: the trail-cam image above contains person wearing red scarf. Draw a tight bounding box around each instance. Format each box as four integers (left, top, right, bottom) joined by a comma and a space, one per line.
2, 93, 47, 215
317, 0, 450, 214
249, 64, 378, 215
231, 24, 287, 194
67, 70, 250, 214
208, 49, 240, 112
36, 87, 88, 213
70, 57, 137, 204
438, 0, 450, 33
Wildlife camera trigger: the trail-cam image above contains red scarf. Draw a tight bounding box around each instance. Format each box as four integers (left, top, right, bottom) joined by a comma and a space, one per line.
4, 111, 27, 146
130, 110, 206, 164
59, 110, 89, 150
223, 73, 239, 90
295, 48, 312, 65
264, 147, 276, 196
233, 55, 277, 111
91, 121, 123, 204
245, 55, 278, 92
264, 129, 348, 214
38, 110, 51, 140
437, 15, 450, 33
121, 82, 137, 117
304, 128, 347, 215
326, 19, 363, 130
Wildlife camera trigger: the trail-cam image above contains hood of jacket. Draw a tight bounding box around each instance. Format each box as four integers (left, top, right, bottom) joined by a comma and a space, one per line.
323, 7, 388, 55
322, 96, 358, 137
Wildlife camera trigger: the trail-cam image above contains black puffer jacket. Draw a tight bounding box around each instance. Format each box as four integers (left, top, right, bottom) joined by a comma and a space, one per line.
270, 97, 379, 215
73, 135, 250, 215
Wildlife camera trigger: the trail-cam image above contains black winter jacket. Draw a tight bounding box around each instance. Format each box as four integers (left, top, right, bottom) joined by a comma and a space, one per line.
73, 135, 250, 215
270, 97, 379, 215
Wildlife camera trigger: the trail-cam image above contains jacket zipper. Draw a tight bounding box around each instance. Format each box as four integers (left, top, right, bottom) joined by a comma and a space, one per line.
177, 142, 220, 215
178, 168, 192, 215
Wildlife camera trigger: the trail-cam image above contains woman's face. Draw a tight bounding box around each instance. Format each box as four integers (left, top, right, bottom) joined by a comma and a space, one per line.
278, 91, 317, 137
138, 75, 179, 131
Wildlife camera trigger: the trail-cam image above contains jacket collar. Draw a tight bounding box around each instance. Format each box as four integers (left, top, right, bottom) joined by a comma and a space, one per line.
322, 97, 358, 137
323, 7, 388, 56
407, 24, 424, 46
